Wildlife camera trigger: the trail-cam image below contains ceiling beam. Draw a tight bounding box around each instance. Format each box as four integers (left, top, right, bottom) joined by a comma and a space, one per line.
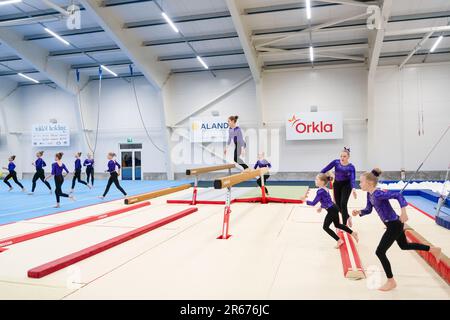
225, 0, 262, 82
124, 11, 231, 29
24, 27, 104, 41
159, 49, 244, 61
386, 25, 450, 37
79, 0, 170, 90
0, 55, 21, 62
368, 0, 393, 82
318, 0, 375, 7
0, 28, 86, 94
101, 0, 153, 6
0, 69, 38, 77
143, 32, 238, 46
399, 32, 434, 69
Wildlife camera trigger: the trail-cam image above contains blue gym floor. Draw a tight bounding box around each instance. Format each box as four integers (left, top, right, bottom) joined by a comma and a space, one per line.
405, 195, 450, 218
0, 179, 191, 226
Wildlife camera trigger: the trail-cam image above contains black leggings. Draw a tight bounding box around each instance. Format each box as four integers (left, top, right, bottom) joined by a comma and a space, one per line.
71, 169, 88, 189
54, 175, 69, 203
103, 172, 127, 197
32, 169, 52, 192
333, 180, 352, 225
3, 171, 24, 189
323, 205, 353, 241
376, 219, 430, 279
233, 142, 248, 170
86, 167, 94, 186
256, 174, 270, 194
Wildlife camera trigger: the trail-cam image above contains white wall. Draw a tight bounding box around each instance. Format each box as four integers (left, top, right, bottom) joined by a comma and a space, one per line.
83, 77, 167, 173
262, 66, 368, 172
373, 63, 450, 171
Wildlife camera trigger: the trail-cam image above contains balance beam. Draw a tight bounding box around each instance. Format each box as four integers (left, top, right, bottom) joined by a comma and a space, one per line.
0, 202, 150, 250
338, 231, 365, 280
167, 164, 236, 205
404, 224, 449, 284
125, 184, 191, 205
186, 164, 235, 176
214, 168, 269, 189
28, 207, 198, 279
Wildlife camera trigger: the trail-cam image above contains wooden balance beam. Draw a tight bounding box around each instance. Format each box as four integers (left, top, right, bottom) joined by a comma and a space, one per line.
124, 184, 191, 205
167, 164, 236, 205
186, 164, 236, 176
214, 168, 269, 189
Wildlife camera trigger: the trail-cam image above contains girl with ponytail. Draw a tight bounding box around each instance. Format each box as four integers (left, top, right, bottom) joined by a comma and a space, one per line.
352, 168, 441, 291
301, 173, 358, 248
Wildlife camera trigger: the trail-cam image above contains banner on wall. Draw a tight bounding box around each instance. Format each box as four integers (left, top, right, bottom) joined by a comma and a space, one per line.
286, 112, 343, 140
190, 117, 229, 143
32, 124, 70, 147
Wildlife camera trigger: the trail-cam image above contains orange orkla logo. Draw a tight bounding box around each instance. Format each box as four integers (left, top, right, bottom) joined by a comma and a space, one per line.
289, 115, 334, 134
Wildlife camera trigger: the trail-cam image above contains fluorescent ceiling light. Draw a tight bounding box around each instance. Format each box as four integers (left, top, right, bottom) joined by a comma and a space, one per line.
309, 46, 314, 62
162, 12, 179, 33
196, 56, 209, 69
0, 0, 22, 6
101, 65, 118, 77
306, 0, 312, 20
430, 35, 443, 53
18, 73, 39, 83
44, 27, 70, 46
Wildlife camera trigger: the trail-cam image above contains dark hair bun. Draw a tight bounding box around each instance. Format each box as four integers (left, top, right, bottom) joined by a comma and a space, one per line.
371, 168, 382, 177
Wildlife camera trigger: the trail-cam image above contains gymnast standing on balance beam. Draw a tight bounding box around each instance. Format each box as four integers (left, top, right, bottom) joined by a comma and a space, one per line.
301, 173, 358, 248
29, 151, 52, 195
45, 152, 75, 208
224, 115, 249, 170
83, 153, 95, 187
321, 147, 357, 227
70, 152, 91, 193
99, 152, 127, 199
2, 155, 26, 192
352, 168, 441, 291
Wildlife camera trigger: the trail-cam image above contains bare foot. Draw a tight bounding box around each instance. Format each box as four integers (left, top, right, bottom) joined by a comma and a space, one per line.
22, 188, 26, 193
347, 216, 353, 228
352, 231, 359, 243
49, 190, 53, 194
8, 187, 13, 192
335, 239, 344, 249
54, 203, 60, 208
378, 278, 397, 291
69, 195, 76, 202
69, 189, 74, 194
98, 196, 105, 200
429, 247, 442, 262
28, 192, 34, 196
88, 184, 93, 189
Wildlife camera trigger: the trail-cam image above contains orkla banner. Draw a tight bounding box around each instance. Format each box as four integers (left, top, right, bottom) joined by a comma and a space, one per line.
286, 112, 343, 140
190, 117, 229, 143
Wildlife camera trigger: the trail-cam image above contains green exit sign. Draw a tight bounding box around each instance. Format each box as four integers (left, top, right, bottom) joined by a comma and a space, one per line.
127, 138, 133, 143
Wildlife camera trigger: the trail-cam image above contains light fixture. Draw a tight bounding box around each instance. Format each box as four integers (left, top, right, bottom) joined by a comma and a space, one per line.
306, 0, 312, 20
18, 73, 39, 83
430, 35, 443, 53
44, 28, 70, 46
0, 0, 22, 5
309, 46, 314, 62
101, 65, 118, 77
162, 12, 179, 33
196, 56, 209, 69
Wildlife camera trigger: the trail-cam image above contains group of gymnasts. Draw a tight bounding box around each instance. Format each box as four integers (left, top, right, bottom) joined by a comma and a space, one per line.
226, 115, 441, 292
2, 151, 127, 208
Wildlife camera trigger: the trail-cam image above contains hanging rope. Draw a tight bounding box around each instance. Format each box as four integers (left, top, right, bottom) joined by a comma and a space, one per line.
76, 69, 94, 154
92, 67, 103, 157
129, 65, 165, 154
